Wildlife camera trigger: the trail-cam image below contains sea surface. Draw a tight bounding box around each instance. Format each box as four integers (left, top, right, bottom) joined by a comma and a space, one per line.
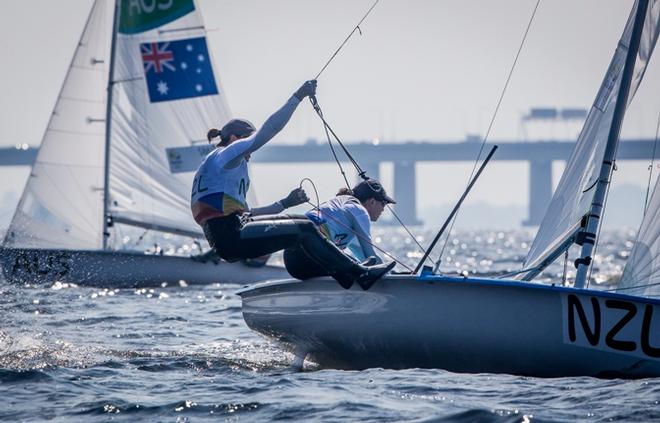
1, 227, 659, 422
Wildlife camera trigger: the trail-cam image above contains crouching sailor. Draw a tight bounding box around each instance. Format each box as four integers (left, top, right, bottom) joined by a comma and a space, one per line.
190, 80, 394, 289
283, 178, 397, 290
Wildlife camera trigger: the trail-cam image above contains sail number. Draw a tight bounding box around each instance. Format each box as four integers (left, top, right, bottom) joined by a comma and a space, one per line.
11, 251, 71, 278
562, 293, 660, 359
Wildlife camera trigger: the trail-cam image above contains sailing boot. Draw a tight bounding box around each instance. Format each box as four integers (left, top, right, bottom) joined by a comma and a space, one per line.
356, 261, 396, 291
295, 221, 392, 290
334, 273, 355, 290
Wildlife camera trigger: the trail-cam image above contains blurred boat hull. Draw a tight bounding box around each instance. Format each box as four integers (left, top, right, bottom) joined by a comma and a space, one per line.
1, 247, 288, 288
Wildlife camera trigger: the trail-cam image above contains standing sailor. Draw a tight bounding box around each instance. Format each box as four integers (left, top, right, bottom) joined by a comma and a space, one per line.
283, 178, 396, 290
191, 80, 394, 288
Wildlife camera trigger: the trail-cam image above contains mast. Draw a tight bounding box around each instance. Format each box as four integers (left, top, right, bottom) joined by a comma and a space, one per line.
102, 0, 120, 250
574, 0, 650, 288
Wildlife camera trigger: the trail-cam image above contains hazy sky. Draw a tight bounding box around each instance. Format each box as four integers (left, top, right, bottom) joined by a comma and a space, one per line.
0, 0, 658, 224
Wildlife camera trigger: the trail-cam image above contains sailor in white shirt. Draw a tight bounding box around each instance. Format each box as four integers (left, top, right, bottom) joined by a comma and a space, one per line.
284, 179, 396, 290
191, 81, 394, 289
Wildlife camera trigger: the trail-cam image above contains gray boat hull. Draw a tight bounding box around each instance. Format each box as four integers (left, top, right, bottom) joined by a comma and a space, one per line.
0, 247, 288, 288
239, 275, 660, 377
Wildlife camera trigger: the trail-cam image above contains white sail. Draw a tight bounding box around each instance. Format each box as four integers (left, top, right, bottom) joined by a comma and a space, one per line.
107, 0, 231, 240
4, 0, 110, 249
524, 0, 660, 271
618, 175, 660, 297
4, 0, 232, 250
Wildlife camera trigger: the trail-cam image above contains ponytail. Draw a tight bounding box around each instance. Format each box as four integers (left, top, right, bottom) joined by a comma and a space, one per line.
207, 128, 221, 143
336, 187, 353, 196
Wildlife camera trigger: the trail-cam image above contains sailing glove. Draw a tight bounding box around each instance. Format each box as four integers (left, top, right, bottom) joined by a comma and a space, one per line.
280, 187, 309, 209
294, 80, 317, 101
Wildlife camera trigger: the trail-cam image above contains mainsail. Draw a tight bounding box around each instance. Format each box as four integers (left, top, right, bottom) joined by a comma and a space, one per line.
4, 0, 232, 249
618, 175, 660, 297
108, 0, 231, 240
523, 0, 660, 272
4, 0, 110, 249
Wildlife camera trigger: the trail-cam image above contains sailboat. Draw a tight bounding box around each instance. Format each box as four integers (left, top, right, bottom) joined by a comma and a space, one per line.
0, 0, 287, 287
238, 0, 660, 377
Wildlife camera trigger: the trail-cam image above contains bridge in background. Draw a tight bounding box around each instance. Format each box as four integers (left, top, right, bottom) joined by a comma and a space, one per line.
1, 139, 656, 226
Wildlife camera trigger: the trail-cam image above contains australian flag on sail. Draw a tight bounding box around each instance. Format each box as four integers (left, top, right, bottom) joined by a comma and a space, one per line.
141, 37, 218, 103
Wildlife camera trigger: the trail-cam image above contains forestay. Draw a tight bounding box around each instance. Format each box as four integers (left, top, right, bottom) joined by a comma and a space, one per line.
523, 0, 660, 272
108, 0, 231, 240
618, 175, 660, 297
4, 0, 110, 249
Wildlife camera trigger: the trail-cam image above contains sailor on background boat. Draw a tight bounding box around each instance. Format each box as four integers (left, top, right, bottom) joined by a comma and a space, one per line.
284, 178, 396, 290
191, 80, 394, 288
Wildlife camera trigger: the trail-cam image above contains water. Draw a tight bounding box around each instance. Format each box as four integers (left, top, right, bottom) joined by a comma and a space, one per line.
2, 228, 659, 422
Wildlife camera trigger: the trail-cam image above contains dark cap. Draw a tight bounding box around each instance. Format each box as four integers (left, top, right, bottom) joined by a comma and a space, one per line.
219, 118, 256, 142
351, 179, 396, 204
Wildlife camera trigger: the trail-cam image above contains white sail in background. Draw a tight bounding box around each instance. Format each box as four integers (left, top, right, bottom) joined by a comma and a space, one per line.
4, 0, 110, 249
108, 0, 231, 239
524, 0, 660, 271
619, 175, 660, 297
4, 0, 233, 249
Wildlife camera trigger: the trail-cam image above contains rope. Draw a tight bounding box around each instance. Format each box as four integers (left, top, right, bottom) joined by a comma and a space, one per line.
385, 204, 434, 265
309, 96, 366, 180
314, 0, 380, 80
308, 96, 427, 266
309, 97, 353, 188
434, 0, 542, 269
134, 229, 149, 247
300, 177, 321, 219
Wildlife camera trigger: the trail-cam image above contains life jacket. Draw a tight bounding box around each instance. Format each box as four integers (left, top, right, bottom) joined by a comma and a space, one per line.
191, 147, 250, 225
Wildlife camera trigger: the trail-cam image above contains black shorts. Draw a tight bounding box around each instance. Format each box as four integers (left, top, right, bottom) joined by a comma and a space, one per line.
202, 214, 309, 262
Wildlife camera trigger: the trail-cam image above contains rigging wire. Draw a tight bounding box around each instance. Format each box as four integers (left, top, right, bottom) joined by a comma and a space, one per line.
314, 0, 380, 80
385, 204, 435, 265
309, 97, 366, 180
433, 0, 543, 270
643, 111, 660, 216
304, 0, 435, 259
309, 98, 353, 188
309, 95, 431, 261
306, 0, 437, 261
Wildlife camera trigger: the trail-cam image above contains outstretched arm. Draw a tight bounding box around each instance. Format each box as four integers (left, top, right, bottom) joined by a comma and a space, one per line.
223, 80, 317, 169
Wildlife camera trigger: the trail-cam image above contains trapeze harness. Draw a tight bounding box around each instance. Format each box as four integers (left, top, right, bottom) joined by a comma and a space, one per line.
190, 96, 386, 288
